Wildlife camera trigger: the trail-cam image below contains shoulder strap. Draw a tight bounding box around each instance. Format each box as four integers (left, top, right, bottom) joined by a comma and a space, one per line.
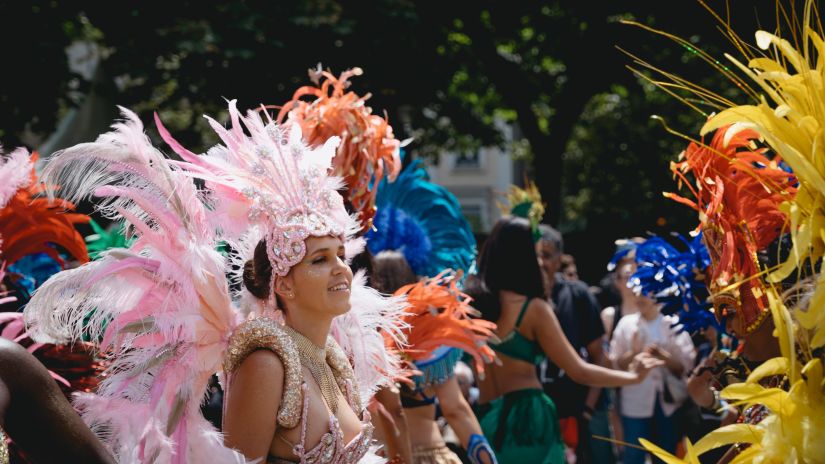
515, 298, 532, 328
224, 317, 304, 429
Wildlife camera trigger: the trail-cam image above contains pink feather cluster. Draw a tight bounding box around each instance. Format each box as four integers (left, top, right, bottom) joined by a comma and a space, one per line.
24, 101, 410, 463
25, 108, 245, 464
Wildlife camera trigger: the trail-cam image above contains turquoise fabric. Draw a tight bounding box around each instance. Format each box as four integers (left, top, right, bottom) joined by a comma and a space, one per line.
478, 389, 565, 463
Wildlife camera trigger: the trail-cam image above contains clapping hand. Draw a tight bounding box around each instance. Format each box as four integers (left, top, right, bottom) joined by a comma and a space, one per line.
644, 343, 671, 361
629, 352, 664, 382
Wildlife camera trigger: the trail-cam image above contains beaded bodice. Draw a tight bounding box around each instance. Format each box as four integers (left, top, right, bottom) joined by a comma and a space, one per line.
268, 384, 374, 464
225, 318, 374, 464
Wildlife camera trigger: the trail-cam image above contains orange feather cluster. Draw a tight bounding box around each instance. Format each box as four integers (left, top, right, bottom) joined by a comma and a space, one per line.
391, 271, 497, 376
277, 67, 401, 230
0, 152, 89, 268
664, 124, 796, 332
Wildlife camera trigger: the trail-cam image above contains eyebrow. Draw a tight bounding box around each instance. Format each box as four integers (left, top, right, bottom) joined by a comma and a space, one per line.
307, 245, 346, 256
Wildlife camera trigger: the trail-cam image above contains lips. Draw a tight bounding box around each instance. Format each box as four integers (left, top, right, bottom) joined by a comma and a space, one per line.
328, 282, 350, 292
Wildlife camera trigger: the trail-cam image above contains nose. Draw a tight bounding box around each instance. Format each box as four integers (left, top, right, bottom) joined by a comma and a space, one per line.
333, 254, 350, 276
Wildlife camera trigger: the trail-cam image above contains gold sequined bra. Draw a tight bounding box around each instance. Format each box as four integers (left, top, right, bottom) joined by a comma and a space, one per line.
225, 318, 374, 464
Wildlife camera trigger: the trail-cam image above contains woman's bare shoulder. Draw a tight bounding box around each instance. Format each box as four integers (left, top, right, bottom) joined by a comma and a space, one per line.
527, 297, 554, 319
237, 349, 284, 377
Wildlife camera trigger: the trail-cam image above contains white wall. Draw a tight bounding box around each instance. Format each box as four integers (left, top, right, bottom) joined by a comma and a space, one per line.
425, 125, 519, 233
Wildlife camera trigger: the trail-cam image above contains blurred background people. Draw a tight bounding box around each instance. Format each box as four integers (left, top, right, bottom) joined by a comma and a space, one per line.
609, 278, 695, 463
535, 225, 607, 463
466, 216, 661, 463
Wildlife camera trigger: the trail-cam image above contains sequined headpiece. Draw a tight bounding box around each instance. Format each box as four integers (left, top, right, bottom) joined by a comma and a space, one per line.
664, 123, 796, 334
156, 100, 358, 277
277, 67, 402, 231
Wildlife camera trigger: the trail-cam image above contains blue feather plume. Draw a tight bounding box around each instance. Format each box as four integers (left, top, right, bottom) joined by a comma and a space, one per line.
367, 159, 476, 277
629, 232, 716, 333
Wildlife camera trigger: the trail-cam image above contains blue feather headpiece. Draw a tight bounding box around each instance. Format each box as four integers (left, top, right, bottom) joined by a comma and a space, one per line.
628, 232, 716, 333
366, 159, 476, 277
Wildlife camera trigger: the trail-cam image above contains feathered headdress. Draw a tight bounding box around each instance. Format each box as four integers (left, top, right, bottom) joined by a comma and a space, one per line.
25, 102, 408, 463
158, 102, 407, 406
628, 233, 714, 333
606, 238, 642, 271
392, 271, 497, 387
625, 4, 825, 461
0, 149, 89, 269
156, 101, 357, 279
25, 108, 247, 463
367, 159, 477, 277
498, 179, 545, 241
664, 123, 796, 335
277, 67, 402, 230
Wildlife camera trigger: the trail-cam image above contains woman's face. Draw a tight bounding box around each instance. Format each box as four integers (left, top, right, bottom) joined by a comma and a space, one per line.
277, 235, 353, 317
716, 301, 745, 338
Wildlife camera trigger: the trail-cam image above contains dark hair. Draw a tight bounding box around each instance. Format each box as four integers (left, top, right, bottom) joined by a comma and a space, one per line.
463, 274, 500, 321
349, 247, 375, 286
472, 216, 546, 321
371, 251, 418, 294
243, 240, 273, 300
538, 224, 563, 252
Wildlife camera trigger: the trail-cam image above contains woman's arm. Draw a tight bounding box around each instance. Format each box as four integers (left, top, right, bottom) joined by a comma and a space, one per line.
0, 338, 114, 464
223, 349, 283, 460
531, 300, 660, 387
687, 369, 715, 408
372, 386, 412, 464
434, 376, 495, 464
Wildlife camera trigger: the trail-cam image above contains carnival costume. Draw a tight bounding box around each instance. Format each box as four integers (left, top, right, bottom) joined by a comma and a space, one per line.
665, 123, 797, 336
473, 181, 565, 464
24, 102, 407, 464
0, 148, 97, 385
367, 160, 497, 464
0, 148, 101, 463
629, 5, 825, 459
367, 159, 476, 278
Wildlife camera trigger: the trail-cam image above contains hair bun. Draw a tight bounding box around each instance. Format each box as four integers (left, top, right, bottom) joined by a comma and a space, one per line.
243, 255, 270, 300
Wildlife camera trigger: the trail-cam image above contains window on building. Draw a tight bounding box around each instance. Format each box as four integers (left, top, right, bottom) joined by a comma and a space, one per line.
455, 150, 481, 169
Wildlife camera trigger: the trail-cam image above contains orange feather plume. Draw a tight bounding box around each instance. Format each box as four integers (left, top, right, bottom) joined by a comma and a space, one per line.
664, 124, 796, 332
0, 152, 89, 267
391, 270, 497, 377
277, 67, 402, 230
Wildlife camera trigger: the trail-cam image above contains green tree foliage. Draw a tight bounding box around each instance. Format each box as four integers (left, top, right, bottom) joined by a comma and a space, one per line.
0, 0, 780, 281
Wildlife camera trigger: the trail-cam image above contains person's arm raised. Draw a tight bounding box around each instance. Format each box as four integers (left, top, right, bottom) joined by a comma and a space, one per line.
223, 350, 283, 460
530, 299, 661, 387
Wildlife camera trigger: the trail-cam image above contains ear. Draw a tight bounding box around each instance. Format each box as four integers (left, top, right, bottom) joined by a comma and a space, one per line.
274, 274, 296, 300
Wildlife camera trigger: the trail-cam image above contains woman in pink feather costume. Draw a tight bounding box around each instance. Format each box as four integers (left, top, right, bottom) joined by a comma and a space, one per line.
24, 101, 406, 464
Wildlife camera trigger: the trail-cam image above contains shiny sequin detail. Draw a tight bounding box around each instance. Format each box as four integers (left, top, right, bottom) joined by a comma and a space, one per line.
0, 427, 7, 464
224, 318, 304, 429
265, 340, 374, 464
324, 338, 363, 414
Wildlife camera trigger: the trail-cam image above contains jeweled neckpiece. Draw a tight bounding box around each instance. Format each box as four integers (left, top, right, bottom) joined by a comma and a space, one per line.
284, 325, 340, 413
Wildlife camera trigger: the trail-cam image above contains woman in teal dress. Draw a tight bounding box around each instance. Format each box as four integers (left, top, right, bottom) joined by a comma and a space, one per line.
466, 217, 661, 463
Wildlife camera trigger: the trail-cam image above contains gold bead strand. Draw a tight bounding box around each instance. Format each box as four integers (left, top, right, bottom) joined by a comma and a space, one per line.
284, 326, 340, 413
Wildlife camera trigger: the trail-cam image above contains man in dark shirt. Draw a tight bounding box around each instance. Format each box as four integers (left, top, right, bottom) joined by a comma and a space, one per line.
536, 225, 607, 464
